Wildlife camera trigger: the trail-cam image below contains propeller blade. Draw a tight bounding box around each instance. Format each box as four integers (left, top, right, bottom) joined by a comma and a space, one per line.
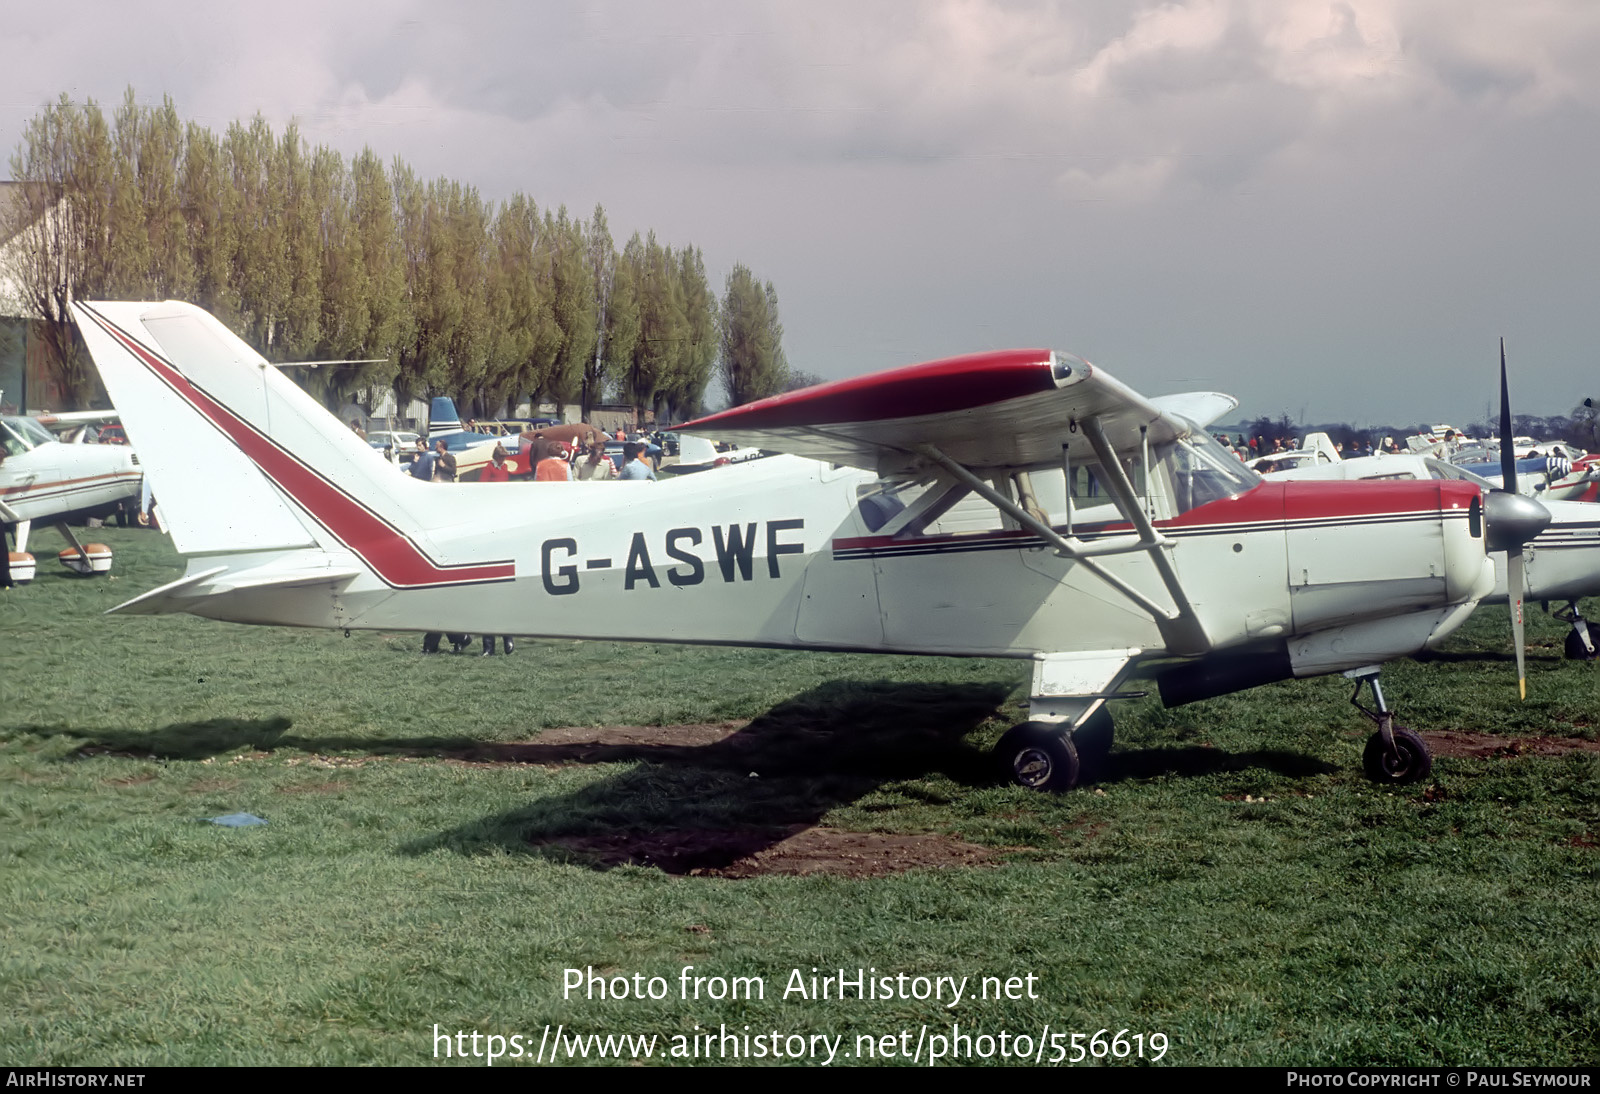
1499, 339, 1518, 495
1508, 548, 1528, 700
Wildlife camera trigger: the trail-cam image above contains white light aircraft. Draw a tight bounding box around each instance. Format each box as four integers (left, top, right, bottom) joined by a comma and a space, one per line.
72, 301, 1553, 790
1, 408, 141, 584
1260, 344, 1598, 678
1263, 448, 1600, 666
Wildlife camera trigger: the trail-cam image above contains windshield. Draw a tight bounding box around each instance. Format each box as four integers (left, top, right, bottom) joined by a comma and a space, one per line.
2, 416, 56, 453
1424, 458, 1496, 489
1165, 428, 1261, 513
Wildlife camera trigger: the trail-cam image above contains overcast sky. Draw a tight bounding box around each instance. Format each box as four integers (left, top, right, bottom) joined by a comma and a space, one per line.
4, 1, 1598, 427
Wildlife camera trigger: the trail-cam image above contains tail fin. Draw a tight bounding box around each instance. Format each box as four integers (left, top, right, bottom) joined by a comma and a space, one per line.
428, 395, 463, 437
74, 301, 322, 556
72, 301, 512, 588
1302, 432, 1342, 464
678, 434, 720, 465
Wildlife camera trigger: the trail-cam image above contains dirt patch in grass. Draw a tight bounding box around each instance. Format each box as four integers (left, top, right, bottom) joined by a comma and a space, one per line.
1422, 731, 1600, 760
461, 722, 749, 766
531, 824, 992, 878
277, 780, 352, 795
104, 773, 157, 787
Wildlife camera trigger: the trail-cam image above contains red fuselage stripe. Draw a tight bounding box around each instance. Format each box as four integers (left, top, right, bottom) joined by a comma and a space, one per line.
85, 308, 514, 588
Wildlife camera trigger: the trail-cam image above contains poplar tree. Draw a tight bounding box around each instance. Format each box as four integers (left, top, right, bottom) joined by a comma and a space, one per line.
544, 207, 596, 411
226, 115, 290, 352
180, 121, 236, 321
1, 94, 116, 403
600, 254, 639, 410
390, 160, 433, 403
667, 245, 717, 422
581, 203, 616, 417
105, 89, 154, 296
487, 194, 548, 414
348, 149, 406, 391
719, 263, 787, 407
276, 123, 323, 360
442, 180, 494, 407
625, 231, 687, 412
131, 94, 193, 300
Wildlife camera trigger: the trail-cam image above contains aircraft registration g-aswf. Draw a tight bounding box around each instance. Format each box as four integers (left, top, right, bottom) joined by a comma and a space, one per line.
73, 301, 1552, 791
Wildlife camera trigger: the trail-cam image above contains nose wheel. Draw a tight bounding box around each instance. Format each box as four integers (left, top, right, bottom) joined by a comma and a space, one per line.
1347, 668, 1433, 784
1557, 602, 1598, 661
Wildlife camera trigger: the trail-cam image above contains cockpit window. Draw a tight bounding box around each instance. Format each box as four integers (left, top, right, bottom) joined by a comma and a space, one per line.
3, 417, 53, 457
1163, 429, 1260, 514
1423, 459, 1495, 489
2, 416, 54, 451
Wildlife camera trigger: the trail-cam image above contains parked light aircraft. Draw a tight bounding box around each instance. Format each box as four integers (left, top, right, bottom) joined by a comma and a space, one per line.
1, 409, 141, 583
1259, 344, 1595, 681
1262, 447, 1600, 664
72, 301, 1553, 790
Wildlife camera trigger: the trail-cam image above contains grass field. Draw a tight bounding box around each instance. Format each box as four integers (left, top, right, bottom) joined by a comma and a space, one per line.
3, 525, 1598, 1066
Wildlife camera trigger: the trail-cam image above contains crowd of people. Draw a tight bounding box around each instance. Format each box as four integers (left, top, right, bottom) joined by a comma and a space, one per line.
1218, 433, 1403, 462
413, 424, 663, 656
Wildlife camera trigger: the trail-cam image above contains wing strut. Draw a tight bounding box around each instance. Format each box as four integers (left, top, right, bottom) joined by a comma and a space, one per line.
1080, 418, 1209, 654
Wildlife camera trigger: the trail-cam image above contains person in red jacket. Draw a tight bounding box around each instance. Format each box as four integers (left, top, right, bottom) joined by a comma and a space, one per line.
480, 444, 512, 483
478, 442, 515, 656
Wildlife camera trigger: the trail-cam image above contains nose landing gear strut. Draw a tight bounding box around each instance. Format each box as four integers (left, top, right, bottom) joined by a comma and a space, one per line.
1346, 667, 1433, 784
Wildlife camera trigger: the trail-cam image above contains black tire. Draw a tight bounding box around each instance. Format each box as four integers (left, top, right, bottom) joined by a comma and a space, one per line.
1362, 726, 1433, 784
1565, 628, 1600, 662
996, 722, 1081, 792
1072, 708, 1114, 775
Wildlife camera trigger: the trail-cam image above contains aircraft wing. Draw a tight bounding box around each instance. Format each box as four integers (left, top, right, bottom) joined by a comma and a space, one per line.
680, 349, 1219, 475
32, 410, 121, 428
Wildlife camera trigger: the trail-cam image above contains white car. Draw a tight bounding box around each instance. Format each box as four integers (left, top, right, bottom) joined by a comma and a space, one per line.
367, 430, 420, 452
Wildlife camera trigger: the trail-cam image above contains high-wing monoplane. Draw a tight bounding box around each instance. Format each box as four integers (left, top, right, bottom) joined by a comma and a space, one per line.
1, 411, 142, 584
72, 301, 1552, 789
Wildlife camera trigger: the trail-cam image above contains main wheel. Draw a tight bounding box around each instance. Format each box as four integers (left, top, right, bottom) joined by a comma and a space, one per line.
1361, 726, 1432, 784
1565, 628, 1600, 662
996, 722, 1081, 792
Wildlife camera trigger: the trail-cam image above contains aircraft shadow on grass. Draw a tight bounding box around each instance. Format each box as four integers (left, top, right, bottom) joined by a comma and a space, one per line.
26, 715, 485, 762
402, 679, 1010, 871
400, 681, 1336, 873
22, 681, 1333, 873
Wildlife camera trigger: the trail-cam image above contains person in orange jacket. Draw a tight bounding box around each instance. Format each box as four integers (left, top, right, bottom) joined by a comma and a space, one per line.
535, 441, 573, 481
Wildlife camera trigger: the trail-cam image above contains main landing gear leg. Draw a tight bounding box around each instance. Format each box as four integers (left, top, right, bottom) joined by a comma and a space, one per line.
1346, 666, 1432, 784
1556, 601, 1599, 662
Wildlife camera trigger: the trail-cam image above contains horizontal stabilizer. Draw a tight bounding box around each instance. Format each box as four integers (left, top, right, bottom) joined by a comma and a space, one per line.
204, 565, 364, 594
108, 563, 362, 615
108, 565, 230, 615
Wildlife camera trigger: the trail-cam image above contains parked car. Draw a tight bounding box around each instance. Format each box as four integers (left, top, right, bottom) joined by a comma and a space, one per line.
368, 430, 420, 452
